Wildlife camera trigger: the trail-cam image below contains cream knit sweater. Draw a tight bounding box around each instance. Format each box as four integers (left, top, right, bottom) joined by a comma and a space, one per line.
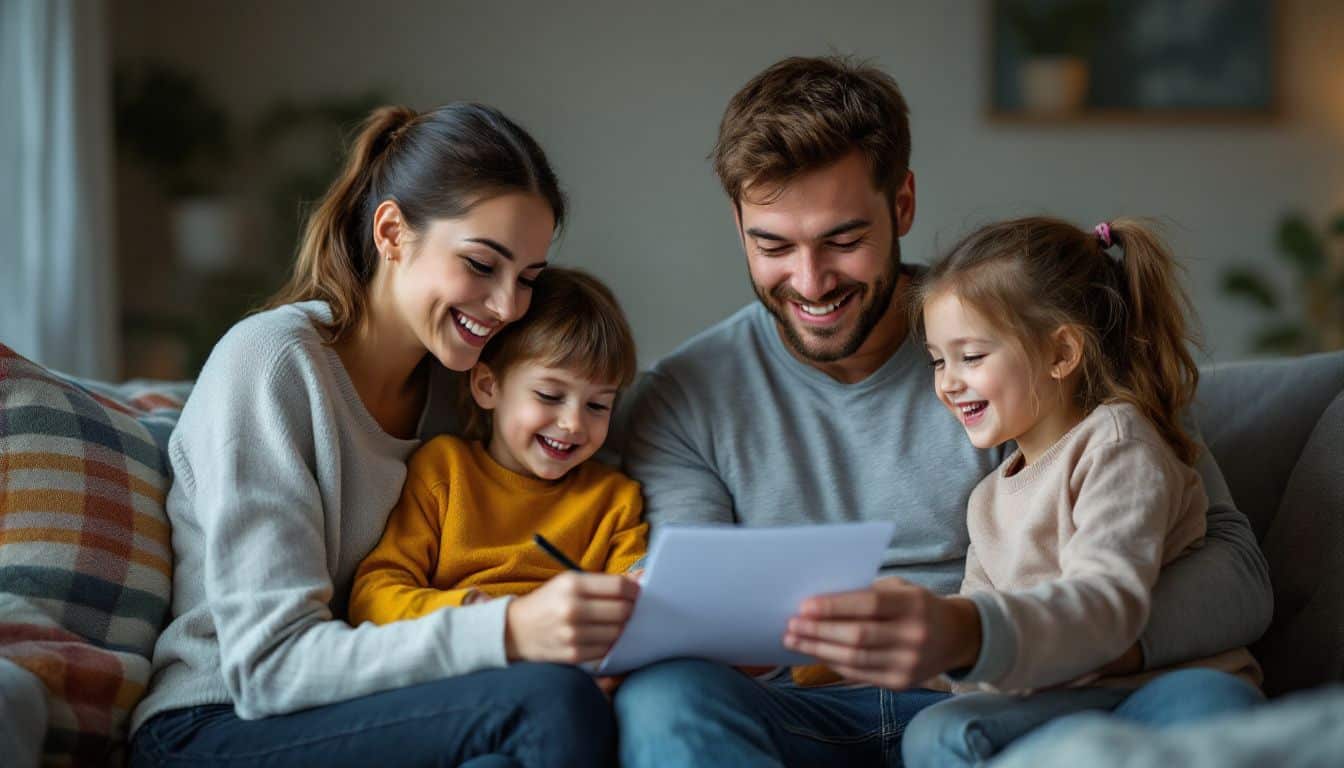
956, 403, 1259, 694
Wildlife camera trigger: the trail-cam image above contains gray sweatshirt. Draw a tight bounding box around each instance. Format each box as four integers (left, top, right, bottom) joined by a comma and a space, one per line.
619, 298, 1272, 675
132, 302, 509, 732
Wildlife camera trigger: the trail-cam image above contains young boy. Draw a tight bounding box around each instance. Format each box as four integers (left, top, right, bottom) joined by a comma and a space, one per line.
349, 268, 646, 666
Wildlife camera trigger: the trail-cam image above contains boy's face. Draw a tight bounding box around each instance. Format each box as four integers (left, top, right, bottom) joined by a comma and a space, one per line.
923, 292, 1050, 452
470, 361, 618, 480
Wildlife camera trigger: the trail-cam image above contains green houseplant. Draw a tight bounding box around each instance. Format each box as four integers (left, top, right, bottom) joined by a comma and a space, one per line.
1001, 0, 1108, 114
1221, 212, 1344, 355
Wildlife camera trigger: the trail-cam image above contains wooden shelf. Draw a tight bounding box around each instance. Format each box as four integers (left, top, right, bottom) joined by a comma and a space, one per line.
986, 108, 1281, 127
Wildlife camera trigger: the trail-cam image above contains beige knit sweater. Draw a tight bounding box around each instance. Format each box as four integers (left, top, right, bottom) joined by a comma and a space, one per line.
955, 402, 1260, 694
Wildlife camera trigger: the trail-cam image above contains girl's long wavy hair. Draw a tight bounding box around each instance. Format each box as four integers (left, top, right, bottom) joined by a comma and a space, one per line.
264, 102, 565, 341
913, 216, 1202, 465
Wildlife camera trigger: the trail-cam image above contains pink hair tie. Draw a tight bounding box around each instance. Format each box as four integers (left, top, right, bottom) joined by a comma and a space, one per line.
1094, 222, 1113, 248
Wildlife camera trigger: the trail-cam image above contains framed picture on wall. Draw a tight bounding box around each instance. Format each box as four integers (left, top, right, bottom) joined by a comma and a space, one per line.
989, 0, 1278, 122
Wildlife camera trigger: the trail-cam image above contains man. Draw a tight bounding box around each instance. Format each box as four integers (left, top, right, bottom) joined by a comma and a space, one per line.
612, 56, 1271, 767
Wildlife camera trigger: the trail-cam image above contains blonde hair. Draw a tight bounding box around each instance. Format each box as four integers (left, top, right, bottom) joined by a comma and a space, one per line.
264, 103, 565, 341
463, 267, 638, 439
913, 216, 1202, 465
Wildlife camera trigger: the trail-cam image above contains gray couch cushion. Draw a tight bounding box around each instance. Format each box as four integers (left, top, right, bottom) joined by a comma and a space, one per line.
1254, 390, 1344, 696
1194, 352, 1344, 542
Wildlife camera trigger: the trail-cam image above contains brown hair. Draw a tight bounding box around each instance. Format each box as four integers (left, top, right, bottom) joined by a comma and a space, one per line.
264, 103, 565, 341
913, 217, 1202, 465
463, 267, 638, 439
712, 55, 911, 206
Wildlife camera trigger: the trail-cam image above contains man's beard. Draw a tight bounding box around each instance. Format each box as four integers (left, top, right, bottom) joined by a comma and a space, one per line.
753, 239, 902, 364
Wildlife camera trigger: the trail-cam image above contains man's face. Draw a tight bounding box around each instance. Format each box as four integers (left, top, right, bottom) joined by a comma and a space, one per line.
737, 151, 914, 364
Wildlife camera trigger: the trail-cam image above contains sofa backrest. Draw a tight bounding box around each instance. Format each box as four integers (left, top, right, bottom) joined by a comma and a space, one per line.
1194, 350, 1344, 695
1192, 351, 1344, 543
1253, 389, 1344, 695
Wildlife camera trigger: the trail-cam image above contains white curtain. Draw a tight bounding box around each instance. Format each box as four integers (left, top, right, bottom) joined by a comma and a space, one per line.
0, 0, 117, 379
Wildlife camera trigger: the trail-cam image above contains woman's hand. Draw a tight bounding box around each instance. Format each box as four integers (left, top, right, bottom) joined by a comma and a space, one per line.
504, 572, 640, 664
782, 577, 982, 690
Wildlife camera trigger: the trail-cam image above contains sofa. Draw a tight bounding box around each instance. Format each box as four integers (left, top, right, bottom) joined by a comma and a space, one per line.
2, 341, 1342, 766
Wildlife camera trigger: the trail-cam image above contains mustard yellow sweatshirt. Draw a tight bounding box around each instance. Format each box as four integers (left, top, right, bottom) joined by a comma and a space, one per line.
349, 435, 647, 625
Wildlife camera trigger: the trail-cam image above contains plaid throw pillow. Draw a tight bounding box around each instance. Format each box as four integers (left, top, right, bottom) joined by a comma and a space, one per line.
0, 344, 188, 765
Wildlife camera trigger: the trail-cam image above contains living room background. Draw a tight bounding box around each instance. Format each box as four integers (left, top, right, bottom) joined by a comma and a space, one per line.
12, 0, 1344, 378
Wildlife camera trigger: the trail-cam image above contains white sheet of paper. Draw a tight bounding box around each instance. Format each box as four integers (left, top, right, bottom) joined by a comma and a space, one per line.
596, 521, 896, 675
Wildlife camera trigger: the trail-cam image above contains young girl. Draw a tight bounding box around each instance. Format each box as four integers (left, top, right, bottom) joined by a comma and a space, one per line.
350, 267, 646, 686
130, 105, 629, 768
901, 217, 1262, 767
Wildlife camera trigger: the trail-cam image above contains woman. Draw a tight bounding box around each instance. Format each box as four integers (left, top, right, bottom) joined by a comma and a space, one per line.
129, 104, 637, 768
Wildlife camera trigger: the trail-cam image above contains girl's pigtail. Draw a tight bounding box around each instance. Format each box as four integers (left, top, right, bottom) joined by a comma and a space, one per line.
1107, 218, 1202, 464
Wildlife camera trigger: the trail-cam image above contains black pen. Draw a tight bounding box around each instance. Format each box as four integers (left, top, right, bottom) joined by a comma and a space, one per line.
533, 533, 584, 572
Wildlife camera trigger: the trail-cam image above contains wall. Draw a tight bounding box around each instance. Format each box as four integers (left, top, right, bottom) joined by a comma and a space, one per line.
112, 0, 1344, 365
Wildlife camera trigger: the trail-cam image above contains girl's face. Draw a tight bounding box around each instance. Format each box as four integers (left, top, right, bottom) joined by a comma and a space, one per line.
923, 291, 1059, 456
390, 193, 556, 371
470, 360, 619, 481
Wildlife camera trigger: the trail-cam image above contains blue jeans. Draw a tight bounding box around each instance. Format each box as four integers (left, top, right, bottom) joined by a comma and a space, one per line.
129, 662, 614, 768
902, 668, 1264, 768
613, 659, 951, 767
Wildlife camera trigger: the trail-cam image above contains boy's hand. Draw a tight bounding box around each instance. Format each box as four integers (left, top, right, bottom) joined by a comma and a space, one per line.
505, 572, 639, 664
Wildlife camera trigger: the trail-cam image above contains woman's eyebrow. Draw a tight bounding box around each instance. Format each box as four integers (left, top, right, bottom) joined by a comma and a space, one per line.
463, 237, 547, 269
464, 237, 514, 260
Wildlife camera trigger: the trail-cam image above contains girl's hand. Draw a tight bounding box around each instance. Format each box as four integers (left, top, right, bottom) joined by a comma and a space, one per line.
504, 572, 640, 664
782, 577, 982, 690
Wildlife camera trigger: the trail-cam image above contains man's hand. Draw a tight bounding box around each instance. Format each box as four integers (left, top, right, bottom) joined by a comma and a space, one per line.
505, 572, 639, 663
782, 576, 981, 690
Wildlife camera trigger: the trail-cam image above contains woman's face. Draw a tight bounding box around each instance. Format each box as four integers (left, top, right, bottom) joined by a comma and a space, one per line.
392, 192, 556, 371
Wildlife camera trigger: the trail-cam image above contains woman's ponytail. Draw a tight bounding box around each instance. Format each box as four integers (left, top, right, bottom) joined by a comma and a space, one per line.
267, 106, 417, 338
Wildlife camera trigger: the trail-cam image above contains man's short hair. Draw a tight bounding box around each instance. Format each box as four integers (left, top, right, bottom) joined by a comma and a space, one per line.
712, 55, 911, 207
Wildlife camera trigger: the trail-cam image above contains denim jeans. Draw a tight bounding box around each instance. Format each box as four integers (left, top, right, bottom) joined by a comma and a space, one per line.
129, 662, 614, 768
902, 668, 1264, 768
613, 659, 952, 767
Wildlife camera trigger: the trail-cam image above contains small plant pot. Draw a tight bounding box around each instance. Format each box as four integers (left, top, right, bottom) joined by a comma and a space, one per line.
170, 197, 247, 273
1018, 56, 1090, 114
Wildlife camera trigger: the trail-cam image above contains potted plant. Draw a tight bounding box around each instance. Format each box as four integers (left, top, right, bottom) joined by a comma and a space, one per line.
1002, 0, 1107, 114
115, 61, 246, 273
1221, 212, 1344, 355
